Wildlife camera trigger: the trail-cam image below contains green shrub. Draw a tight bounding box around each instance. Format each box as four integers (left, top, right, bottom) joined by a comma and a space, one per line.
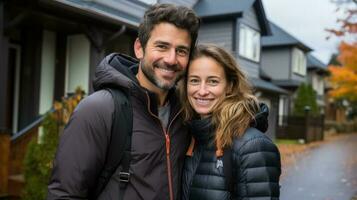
23, 114, 59, 200
22, 87, 84, 200
293, 83, 319, 116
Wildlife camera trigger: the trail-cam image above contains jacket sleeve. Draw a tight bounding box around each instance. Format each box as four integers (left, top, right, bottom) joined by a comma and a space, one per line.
47, 90, 114, 200
233, 129, 281, 200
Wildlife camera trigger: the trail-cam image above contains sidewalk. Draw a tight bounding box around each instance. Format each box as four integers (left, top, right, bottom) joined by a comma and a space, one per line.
277, 133, 355, 178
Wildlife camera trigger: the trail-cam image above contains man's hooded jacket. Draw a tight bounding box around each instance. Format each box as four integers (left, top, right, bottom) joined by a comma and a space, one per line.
47, 53, 190, 200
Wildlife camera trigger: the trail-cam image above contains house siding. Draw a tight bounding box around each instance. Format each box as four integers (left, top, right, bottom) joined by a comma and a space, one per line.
198, 21, 233, 52
261, 47, 291, 80
236, 6, 261, 78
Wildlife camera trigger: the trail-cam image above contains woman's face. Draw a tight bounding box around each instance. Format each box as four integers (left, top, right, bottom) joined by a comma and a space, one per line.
187, 56, 228, 118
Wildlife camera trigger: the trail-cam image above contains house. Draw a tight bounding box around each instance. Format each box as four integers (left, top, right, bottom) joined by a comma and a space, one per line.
306, 53, 329, 113
0, 0, 153, 197
193, 0, 287, 139
261, 21, 312, 119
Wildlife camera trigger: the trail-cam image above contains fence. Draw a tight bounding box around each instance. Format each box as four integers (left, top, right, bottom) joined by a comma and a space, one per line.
276, 115, 324, 143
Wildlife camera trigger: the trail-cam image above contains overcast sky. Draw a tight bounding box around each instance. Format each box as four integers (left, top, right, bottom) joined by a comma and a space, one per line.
261, 0, 350, 64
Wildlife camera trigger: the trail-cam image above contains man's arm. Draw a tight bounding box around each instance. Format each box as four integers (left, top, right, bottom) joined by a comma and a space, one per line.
47, 90, 114, 199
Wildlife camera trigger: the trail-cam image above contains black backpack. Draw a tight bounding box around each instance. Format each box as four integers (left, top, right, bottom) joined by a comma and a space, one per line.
92, 88, 133, 199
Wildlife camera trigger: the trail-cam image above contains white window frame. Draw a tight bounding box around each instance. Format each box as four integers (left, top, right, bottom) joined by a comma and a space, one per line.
136, 0, 157, 4
239, 24, 261, 62
292, 48, 306, 76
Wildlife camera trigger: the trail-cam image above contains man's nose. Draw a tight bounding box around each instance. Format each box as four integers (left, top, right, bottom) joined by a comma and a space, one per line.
163, 49, 178, 65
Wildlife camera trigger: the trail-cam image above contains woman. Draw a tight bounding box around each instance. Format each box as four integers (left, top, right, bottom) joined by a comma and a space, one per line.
181, 44, 281, 200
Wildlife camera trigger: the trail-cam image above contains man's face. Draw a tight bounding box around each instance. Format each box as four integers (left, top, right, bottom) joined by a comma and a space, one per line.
135, 22, 191, 91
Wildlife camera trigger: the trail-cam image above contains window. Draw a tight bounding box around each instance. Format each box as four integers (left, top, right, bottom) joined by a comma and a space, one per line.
137, 0, 157, 4
292, 48, 306, 76
239, 24, 261, 62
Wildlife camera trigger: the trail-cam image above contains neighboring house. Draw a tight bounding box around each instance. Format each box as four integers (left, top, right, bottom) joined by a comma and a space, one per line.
306, 53, 329, 113
193, 0, 288, 139
261, 21, 312, 119
0, 0, 154, 197
0, 0, 150, 137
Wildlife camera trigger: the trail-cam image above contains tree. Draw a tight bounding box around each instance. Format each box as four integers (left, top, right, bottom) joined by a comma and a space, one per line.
293, 83, 319, 116
327, 1, 357, 102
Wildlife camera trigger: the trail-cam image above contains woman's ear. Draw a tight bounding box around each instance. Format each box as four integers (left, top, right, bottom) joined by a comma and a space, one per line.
226, 82, 234, 95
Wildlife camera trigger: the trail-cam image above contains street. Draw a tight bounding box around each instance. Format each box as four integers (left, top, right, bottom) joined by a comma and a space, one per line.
280, 133, 357, 200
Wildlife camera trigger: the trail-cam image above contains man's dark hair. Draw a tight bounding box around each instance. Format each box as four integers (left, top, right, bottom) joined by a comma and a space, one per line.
138, 3, 200, 55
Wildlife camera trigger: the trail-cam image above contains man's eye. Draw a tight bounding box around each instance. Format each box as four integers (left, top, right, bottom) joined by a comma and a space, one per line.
157, 45, 168, 50
177, 49, 189, 57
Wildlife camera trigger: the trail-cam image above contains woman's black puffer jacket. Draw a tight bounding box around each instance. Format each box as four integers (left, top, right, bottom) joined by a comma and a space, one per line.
182, 105, 281, 200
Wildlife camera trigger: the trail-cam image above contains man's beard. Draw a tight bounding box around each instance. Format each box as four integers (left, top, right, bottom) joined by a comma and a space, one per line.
141, 59, 185, 90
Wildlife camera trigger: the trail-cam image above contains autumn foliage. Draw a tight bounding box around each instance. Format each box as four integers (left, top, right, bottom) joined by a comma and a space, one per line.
328, 42, 357, 101
327, 1, 357, 102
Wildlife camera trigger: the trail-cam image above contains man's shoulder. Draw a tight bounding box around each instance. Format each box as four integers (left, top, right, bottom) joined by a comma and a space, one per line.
74, 90, 115, 117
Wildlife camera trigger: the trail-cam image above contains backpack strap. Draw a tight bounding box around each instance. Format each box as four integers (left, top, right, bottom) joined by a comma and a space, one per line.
92, 88, 133, 199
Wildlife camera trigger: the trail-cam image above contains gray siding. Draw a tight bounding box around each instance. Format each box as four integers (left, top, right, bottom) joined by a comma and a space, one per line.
241, 6, 261, 31
159, 0, 198, 7
261, 47, 291, 80
198, 21, 233, 52
236, 55, 260, 78
235, 7, 261, 78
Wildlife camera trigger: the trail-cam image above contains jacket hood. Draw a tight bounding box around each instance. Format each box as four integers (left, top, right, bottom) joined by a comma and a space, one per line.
93, 53, 140, 91
251, 103, 269, 133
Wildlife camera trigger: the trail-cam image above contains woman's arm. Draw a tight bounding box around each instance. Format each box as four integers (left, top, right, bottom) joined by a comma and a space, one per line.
232, 128, 281, 200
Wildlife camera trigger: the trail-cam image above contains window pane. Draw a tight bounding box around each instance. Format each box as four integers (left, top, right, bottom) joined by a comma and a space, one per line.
239, 24, 260, 62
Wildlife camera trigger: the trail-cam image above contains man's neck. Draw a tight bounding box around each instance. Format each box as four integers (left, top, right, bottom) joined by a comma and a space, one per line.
136, 72, 168, 106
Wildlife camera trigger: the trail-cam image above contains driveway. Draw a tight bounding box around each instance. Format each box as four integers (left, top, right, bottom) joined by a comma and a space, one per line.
280, 133, 357, 200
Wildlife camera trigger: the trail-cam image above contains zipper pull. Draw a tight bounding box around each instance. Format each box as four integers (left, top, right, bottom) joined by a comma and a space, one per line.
165, 134, 170, 155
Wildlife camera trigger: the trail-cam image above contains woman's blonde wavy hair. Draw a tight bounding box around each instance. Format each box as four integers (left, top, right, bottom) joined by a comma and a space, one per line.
180, 44, 260, 150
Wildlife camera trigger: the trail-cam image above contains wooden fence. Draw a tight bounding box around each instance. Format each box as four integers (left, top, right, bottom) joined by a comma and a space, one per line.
276, 115, 324, 143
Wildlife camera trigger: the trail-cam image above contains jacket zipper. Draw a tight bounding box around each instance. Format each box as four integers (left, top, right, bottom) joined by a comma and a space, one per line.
145, 92, 181, 200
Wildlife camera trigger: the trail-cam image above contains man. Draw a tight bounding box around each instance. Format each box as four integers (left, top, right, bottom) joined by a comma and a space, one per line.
47, 4, 200, 200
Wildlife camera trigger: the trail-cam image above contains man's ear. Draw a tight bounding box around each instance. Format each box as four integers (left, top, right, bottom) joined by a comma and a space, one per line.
134, 38, 144, 59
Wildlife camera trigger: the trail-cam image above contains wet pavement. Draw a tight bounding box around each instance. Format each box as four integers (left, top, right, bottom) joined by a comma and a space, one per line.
280, 133, 357, 200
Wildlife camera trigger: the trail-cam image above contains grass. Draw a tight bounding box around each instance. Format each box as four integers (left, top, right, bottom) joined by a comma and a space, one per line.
275, 139, 301, 145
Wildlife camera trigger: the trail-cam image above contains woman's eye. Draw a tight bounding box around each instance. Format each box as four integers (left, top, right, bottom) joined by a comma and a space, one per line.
188, 79, 199, 85
208, 79, 219, 85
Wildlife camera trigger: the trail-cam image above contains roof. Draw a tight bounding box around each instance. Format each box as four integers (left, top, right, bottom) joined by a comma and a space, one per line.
44, 0, 148, 28
194, 0, 271, 35
272, 79, 302, 89
250, 78, 289, 94
307, 54, 327, 71
194, 0, 254, 17
262, 21, 312, 51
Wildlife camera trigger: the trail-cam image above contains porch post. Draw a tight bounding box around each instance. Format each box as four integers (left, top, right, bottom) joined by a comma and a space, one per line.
0, 1, 10, 133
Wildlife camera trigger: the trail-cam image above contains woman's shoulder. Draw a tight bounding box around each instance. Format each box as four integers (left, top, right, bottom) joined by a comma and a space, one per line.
232, 127, 279, 155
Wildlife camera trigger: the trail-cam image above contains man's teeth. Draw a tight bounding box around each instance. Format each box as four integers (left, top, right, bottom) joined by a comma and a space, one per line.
159, 68, 175, 72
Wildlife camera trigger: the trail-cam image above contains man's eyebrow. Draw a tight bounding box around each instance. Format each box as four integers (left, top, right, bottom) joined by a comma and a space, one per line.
153, 40, 190, 51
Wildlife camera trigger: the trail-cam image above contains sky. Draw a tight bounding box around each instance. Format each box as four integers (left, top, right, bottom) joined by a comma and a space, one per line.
262, 0, 351, 64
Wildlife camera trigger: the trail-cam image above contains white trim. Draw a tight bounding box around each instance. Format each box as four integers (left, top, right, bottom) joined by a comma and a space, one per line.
10, 44, 21, 133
